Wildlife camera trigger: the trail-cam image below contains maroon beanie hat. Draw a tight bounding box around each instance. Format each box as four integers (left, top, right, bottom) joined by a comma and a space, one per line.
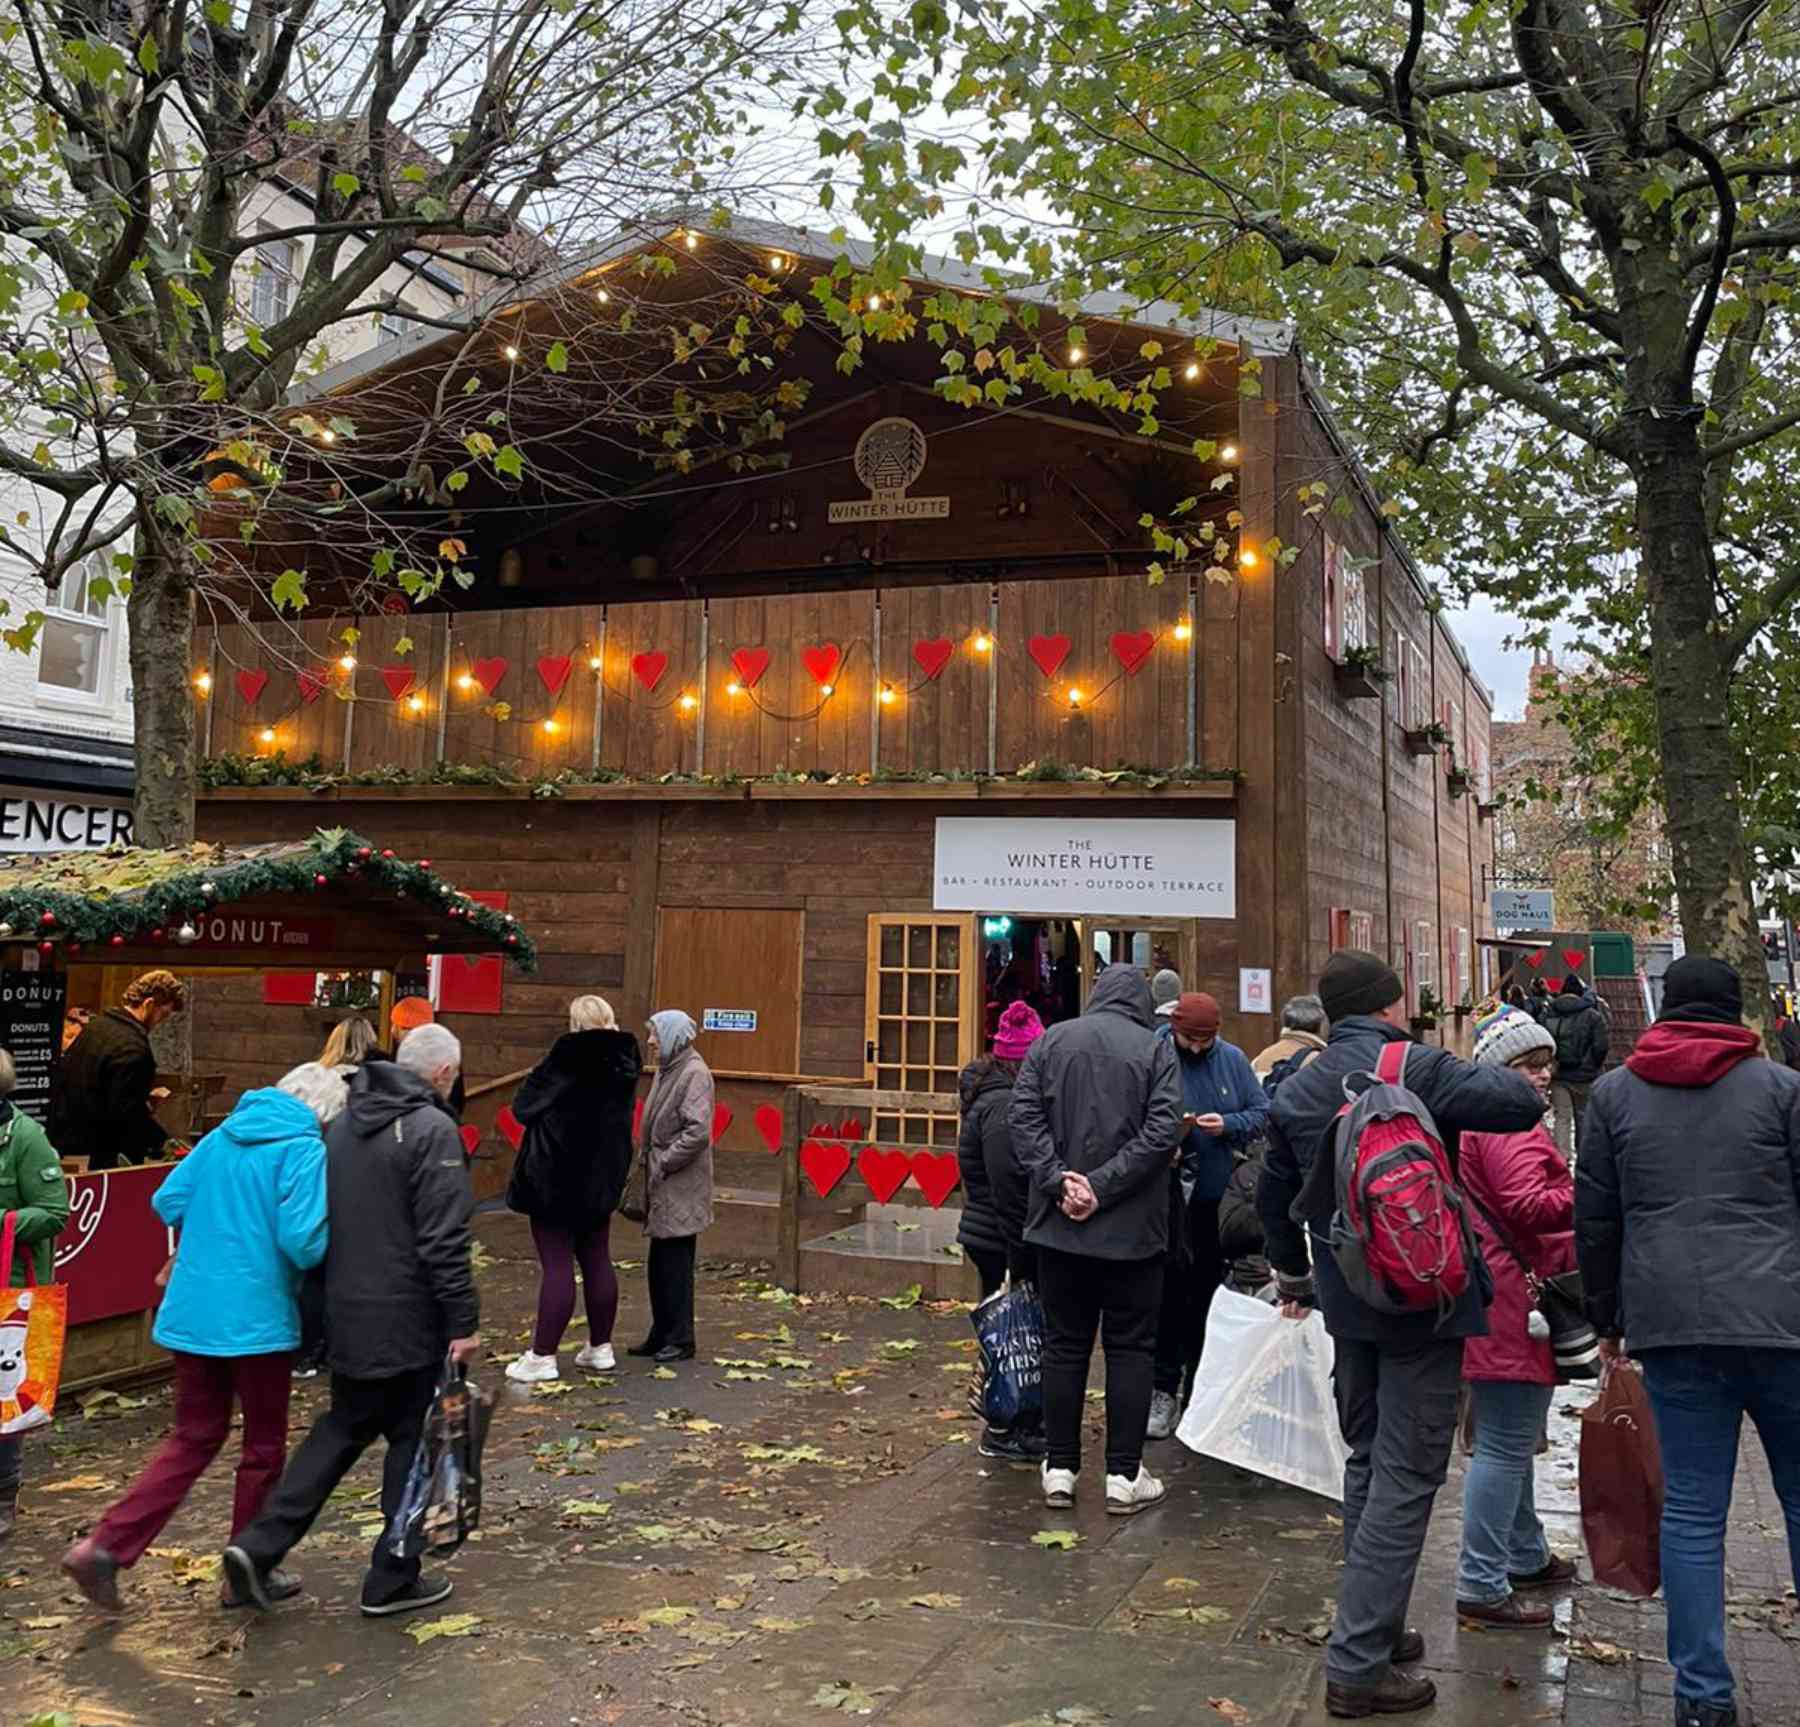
1172, 992, 1222, 1037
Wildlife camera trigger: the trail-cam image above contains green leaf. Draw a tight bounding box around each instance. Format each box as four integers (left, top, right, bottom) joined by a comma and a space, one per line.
546, 340, 569, 374
404, 1612, 483, 1644
331, 171, 361, 198
494, 444, 525, 480
271, 569, 309, 612
136, 33, 158, 74
1030, 1529, 1081, 1550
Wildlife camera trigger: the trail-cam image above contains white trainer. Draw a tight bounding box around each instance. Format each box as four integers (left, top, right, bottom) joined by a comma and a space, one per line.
504, 1350, 559, 1384
1105, 1465, 1167, 1516
1145, 1389, 1179, 1441
574, 1342, 617, 1372
1041, 1463, 1078, 1508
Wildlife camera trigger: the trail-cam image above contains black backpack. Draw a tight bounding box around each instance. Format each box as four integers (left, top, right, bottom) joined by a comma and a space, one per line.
1262, 1045, 1319, 1099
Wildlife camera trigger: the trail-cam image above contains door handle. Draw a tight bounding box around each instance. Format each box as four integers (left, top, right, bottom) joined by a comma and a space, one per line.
865, 1039, 875, 1065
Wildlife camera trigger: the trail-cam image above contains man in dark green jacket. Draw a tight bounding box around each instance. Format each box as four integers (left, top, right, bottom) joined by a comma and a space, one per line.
0, 1049, 71, 1538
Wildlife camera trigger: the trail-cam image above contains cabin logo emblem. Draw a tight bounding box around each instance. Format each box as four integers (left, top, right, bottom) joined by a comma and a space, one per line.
830, 417, 950, 523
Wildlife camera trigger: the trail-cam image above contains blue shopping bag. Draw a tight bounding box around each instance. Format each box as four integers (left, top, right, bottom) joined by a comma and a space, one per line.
971, 1281, 1044, 1428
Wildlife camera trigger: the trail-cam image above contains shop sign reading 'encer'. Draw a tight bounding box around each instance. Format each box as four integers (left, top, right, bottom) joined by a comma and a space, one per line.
932, 818, 1236, 921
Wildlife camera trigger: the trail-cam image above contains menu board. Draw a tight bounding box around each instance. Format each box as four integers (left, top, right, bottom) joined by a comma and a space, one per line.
0, 970, 67, 1123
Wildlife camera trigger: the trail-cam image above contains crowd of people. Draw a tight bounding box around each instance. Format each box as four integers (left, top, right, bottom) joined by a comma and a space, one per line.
3, 948, 1794, 1727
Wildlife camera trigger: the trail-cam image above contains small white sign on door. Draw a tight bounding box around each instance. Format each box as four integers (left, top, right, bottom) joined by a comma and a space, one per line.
1239, 967, 1272, 1015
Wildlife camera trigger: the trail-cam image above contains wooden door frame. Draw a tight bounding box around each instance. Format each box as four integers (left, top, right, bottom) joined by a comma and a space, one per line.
655, 903, 806, 1077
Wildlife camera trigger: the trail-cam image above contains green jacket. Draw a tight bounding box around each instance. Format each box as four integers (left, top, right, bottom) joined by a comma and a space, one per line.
0, 1104, 70, 1284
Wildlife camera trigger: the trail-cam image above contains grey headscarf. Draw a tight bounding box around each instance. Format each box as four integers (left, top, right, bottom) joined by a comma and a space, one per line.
648, 1009, 697, 1062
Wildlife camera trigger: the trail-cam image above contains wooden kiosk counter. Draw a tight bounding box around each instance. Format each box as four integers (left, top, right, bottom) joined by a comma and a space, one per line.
0, 831, 537, 1389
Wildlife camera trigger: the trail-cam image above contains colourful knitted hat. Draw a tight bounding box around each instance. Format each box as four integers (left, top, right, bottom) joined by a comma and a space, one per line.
1472, 1004, 1556, 1068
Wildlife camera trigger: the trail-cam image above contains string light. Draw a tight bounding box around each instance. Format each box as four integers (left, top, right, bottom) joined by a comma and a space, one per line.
820, 683, 834, 698
867, 293, 882, 311
406, 693, 426, 714
503, 344, 519, 360
1239, 546, 1259, 570
768, 253, 786, 272
684, 230, 699, 250
541, 717, 560, 735
456, 672, 476, 691
588, 654, 602, 670
1173, 619, 1192, 642
258, 727, 276, 745
1067, 687, 1084, 709
972, 633, 992, 654
678, 692, 698, 713
595, 288, 610, 304
319, 428, 336, 443
1068, 344, 1085, 364
878, 684, 896, 706
726, 680, 742, 697
1220, 442, 1239, 463
1184, 361, 1201, 380
194, 670, 212, 694
337, 654, 356, 672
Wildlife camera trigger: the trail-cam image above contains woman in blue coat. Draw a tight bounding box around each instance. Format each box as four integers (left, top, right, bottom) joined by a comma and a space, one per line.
62, 1063, 342, 1612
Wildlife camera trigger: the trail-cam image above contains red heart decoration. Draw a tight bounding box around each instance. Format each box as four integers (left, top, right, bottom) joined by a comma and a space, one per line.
802, 643, 842, 688
496, 1106, 524, 1152
838, 1116, 867, 1142
800, 1138, 852, 1199
1110, 630, 1156, 675
381, 665, 415, 701
472, 657, 509, 696
711, 1103, 733, 1146
630, 651, 668, 692
536, 654, 573, 696
297, 670, 326, 705
912, 638, 953, 681
731, 647, 770, 690
1524, 951, 1546, 970
1028, 634, 1072, 679
909, 1150, 961, 1208
235, 668, 269, 706
858, 1146, 910, 1204
1561, 949, 1586, 973
459, 1124, 480, 1156
632, 1096, 645, 1141
753, 1104, 783, 1153
381, 595, 408, 616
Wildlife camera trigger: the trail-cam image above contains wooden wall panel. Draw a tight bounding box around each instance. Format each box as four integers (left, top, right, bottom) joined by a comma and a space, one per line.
202, 618, 345, 763
346, 612, 441, 777
601, 599, 703, 777
705, 595, 780, 779
441, 603, 536, 773
874, 584, 989, 776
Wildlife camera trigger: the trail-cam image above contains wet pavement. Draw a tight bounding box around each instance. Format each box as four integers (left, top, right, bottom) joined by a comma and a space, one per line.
4, 1218, 1795, 1726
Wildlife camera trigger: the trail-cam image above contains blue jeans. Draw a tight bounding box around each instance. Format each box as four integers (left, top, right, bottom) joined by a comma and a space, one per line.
1641, 1347, 1800, 1709
1456, 1378, 1553, 1604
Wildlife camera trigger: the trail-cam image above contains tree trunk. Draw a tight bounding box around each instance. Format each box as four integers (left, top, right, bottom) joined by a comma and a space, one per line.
127, 516, 198, 848
1633, 416, 1770, 1018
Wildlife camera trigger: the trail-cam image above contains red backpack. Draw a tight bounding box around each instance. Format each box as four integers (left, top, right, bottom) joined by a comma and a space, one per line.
1326, 1042, 1478, 1319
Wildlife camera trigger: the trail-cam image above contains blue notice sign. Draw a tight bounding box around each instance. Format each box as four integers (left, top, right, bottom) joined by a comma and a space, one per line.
703, 1008, 757, 1033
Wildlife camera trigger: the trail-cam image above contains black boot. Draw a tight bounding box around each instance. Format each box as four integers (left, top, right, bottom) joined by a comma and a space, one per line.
0, 1486, 15, 1543
1674, 1701, 1738, 1727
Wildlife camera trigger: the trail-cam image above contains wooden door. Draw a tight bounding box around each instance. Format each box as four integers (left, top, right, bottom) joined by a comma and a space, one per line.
864, 913, 979, 1146
654, 907, 803, 1076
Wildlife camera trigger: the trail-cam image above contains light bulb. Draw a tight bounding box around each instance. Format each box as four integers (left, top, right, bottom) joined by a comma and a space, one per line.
820, 683, 834, 698
973, 633, 992, 654
1068, 345, 1085, 364
541, 717, 559, 735
879, 685, 896, 706
1221, 442, 1239, 463
337, 654, 356, 672
768, 254, 785, 271
407, 693, 425, 713
194, 671, 212, 693
678, 693, 698, 713
1239, 546, 1259, 570
1173, 619, 1192, 642
726, 681, 742, 696
1067, 687, 1083, 708
595, 288, 610, 304
259, 726, 276, 744
503, 344, 519, 360
319, 428, 336, 443
457, 672, 476, 691
684, 231, 699, 250
1184, 361, 1201, 380
587, 655, 602, 671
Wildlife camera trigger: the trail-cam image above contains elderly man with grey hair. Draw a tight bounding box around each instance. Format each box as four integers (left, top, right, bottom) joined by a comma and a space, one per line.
1251, 994, 1330, 1087
225, 1020, 479, 1621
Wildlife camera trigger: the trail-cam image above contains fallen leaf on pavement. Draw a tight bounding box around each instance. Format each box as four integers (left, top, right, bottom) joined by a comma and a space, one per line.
1276, 1528, 1324, 1542
754, 1615, 809, 1632
1031, 1529, 1082, 1550
41, 1475, 109, 1493
1139, 1604, 1232, 1625
638, 1604, 698, 1626
1208, 1700, 1252, 1724
844, 1598, 883, 1621
811, 1679, 881, 1712
878, 1285, 922, 1310
560, 1499, 613, 1521
20, 1615, 71, 1630
908, 1592, 963, 1609
650, 1366, 678, 1380
405, 1613, 483, 1644
1569, 1636, 1634, 1665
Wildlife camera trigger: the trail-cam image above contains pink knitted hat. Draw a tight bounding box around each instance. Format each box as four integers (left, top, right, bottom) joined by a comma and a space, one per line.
993, 1001, 1047, 1061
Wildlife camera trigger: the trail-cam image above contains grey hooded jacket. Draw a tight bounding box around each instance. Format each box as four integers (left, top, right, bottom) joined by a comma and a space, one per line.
1009, 966, 1184, 1261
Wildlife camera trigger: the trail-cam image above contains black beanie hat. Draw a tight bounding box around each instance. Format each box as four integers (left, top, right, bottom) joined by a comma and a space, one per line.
1319, 949, 1404, 1022
1659, 955, 1743, 1026
1560, 973, 1586, 996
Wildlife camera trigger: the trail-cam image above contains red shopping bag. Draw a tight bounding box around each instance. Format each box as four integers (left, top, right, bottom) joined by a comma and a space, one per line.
1578, 1360, 1664, 1597
0, 1211, 68, 1436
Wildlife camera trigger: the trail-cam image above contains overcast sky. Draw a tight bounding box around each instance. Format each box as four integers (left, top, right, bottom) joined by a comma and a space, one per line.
1442, 595, 1580, 721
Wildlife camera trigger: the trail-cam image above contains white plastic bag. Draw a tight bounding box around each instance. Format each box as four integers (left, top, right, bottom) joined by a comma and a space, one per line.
1176, 1287, 1349, 1501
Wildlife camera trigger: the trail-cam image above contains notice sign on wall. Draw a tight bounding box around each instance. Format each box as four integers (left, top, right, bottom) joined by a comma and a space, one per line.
933, 817, 1236, 921
702, 1008, 757, 1033
0, 970, 66, 1123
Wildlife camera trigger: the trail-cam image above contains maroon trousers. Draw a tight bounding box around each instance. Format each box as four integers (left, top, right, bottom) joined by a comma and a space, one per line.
92, 1351, 292, 1566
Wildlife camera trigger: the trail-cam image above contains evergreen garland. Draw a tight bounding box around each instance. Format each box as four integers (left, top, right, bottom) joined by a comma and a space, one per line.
0, 826, 538, 972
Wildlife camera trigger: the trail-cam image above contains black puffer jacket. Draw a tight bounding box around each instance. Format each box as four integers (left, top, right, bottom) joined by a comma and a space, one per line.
48, 1008, 169, 1170
1010, 965, 1183, 1261
323, 1061, 478, 1379
1257, 1015, 1544, 1343
1546, 992, 1610, 1084
1577, 1020, 1800, 1350
957, 1059, 1024, 1259
507, 1029, 642, 1229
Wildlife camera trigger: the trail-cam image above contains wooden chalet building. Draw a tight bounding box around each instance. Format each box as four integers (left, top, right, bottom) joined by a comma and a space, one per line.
192, 218, 1497, 1203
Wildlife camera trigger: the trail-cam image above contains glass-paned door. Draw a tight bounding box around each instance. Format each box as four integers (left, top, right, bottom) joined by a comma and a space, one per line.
865, 914, 978, 1147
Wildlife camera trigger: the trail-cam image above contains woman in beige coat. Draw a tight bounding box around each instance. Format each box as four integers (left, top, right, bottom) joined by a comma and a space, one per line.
627, 1009, 715, 1364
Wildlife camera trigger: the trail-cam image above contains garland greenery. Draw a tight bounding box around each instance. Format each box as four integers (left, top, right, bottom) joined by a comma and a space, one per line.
0, 826, 537, 971
200, 752, 1243, 796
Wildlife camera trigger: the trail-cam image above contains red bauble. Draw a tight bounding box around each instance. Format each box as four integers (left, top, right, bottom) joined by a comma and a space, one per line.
150, 927, 165, 941
68, 941, 81, 953
37, 941, 51, 957
38, 910, 54, 927
314, 873, 328, 886
505, 933, 517, 945
417, 858, 432, 869
109, 934, 124, 946
356, 846, 372, 861
381, 849, 396, 859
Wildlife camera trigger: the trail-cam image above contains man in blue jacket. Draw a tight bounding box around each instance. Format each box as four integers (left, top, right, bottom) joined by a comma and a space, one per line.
1257, 951, 1543, 1719
1146, 992, 1267, 1440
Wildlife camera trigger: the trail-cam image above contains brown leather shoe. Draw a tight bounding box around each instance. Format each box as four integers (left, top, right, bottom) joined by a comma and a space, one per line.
1457, 1593, 1554, 1628
1326, 1671, 1438, 1718
62, 1538, 123, 1611
1509, 1554, 1579, 1589
1392, 1629, 1425, 1665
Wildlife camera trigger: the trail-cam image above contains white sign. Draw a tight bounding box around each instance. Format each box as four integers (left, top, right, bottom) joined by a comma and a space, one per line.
933, 817, 1235, 921
703, 1008, 757, 1033
0, 786, 132, 854
1239, 967, 1272, 1015
1490, 888, 1554, 932
828, 416, 951, 523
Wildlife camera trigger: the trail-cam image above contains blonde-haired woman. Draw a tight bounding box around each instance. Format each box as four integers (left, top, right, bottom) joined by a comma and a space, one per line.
504, 995, 643, 1383
319, 1015, 379, 1072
